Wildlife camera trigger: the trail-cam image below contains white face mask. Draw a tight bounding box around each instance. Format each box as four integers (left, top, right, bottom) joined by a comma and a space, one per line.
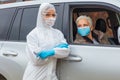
44, 17, 56, 27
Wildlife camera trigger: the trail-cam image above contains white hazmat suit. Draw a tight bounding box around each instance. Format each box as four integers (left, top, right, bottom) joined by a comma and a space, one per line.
23, 3, 70, 80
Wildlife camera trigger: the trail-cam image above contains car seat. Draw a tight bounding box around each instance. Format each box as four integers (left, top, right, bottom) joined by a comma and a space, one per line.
95, 18, 107, 33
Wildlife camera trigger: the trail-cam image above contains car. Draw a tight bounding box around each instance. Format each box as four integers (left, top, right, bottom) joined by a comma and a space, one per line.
0, 0, 120, 80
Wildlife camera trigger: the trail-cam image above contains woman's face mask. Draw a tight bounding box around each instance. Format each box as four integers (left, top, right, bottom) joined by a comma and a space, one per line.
77, 26, 90, 36
44, 17, 56, 27
43, 9, 57, 27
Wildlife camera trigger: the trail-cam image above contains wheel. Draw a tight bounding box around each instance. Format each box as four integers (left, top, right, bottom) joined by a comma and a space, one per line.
0, 74, 7, 80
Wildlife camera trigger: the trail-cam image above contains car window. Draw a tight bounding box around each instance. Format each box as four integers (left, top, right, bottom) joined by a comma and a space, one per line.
19, 7, 38, 41
72, 7, 120, 45
9, 9, 23, 41
0, 8, 15, 40
52, 4, 63, 30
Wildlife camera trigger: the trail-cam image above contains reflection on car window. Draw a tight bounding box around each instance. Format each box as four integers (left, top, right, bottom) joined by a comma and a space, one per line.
0, 8, 15, 40
9, 9, 23, 41
20, 7, 38, 41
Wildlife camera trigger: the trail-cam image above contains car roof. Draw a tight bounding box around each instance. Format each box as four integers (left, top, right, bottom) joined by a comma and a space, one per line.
0, 0, 120, 9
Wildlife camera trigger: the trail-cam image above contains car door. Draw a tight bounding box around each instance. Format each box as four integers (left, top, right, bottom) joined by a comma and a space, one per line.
58, 2, 120, 80
0, 5, 39, 80
0, 8, 19, 80
0, 42, 3, 50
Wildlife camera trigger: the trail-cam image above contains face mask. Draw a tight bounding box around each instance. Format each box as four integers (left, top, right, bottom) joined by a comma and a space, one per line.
44, 17, 56, 27
77, 26, 90, 36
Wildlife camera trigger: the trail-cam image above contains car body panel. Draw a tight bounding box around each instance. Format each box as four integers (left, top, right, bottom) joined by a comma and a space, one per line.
0, 41, 28, 80
0, 56, 23, 80
59, 45, 120, 80
0, 42, 3, 49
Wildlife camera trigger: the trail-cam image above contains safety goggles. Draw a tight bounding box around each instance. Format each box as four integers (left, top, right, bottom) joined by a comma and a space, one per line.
42, 13, 57, 17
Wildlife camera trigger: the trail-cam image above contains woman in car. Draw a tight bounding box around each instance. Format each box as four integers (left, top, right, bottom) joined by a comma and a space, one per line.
74, 15, 99, 44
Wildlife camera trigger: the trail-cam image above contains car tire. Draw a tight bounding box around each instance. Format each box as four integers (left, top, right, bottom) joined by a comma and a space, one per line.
0, 74, 7, 80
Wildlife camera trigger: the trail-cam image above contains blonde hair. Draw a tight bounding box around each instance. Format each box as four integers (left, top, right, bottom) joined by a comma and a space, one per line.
76, 15, 93, 27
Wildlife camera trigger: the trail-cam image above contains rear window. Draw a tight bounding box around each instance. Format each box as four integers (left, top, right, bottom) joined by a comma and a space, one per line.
0, 8, 15, 40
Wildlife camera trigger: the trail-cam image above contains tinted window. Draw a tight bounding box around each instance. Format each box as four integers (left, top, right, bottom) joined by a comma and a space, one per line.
0, 8, 15, 40
53, 4, 63, 30
19, 7, 38, 41
9, 9, 23, 41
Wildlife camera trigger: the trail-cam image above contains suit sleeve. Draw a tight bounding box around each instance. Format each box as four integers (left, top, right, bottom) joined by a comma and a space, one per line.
26, 32, 49, 66
53, 30, 70, 58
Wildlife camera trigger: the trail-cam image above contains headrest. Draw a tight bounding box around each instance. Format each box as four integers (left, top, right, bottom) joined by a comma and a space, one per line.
95, 18, 106, 33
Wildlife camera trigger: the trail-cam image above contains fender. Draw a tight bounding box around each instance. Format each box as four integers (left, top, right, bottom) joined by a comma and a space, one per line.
0, 56, 24, 80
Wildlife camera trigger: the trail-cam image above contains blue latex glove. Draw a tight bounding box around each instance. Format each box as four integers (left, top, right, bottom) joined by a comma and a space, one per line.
37, 49, 55, 59
55, 43, 69, 48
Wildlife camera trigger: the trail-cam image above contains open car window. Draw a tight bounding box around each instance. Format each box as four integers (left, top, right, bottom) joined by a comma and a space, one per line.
72, 7, 120, 45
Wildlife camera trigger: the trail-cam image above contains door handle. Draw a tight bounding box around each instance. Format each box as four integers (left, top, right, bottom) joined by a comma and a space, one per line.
63, 54, 82, 62
3, 51, 18, 56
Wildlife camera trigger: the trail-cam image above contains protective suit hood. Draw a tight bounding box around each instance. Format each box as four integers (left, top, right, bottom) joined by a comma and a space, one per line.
36, 3, 56, 29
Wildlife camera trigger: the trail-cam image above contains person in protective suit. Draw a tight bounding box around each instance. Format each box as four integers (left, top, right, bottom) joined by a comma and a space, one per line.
22, 3, 70, 80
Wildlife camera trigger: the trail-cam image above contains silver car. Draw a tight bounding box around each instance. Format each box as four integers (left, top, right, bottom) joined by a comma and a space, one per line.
0, 0, 120, 80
